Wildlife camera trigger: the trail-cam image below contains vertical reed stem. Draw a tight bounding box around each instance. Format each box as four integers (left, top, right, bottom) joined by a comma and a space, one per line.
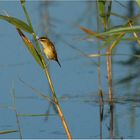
96, 1, 104, 138
20, 1, 72, 138
44, 68, 72, 140
106, 49, 113, 104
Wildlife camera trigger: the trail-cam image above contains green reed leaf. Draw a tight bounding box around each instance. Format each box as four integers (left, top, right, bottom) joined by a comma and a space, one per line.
98, 0, 112, 29
0, 130, 18, 134
0, 15, 33, 33
17, 29, 45, 69
100, 25, 140, 36
135, 0, 140, 7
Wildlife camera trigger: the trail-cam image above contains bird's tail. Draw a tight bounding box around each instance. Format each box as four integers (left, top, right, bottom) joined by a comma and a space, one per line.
56, 58, 61, 67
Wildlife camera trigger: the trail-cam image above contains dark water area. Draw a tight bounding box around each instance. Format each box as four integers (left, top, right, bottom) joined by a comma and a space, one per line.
0, 1, 140, 139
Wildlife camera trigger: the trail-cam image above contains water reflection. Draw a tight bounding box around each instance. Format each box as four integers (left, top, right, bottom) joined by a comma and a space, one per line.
99, 90, 104, 139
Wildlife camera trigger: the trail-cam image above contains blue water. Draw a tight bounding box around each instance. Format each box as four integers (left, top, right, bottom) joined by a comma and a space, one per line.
0, 1, 140, 139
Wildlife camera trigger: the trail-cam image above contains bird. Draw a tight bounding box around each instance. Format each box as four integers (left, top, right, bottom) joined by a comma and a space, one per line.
37, 36, 61, 67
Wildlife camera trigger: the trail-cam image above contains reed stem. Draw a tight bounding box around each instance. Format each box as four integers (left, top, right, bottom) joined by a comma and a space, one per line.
20, 0, 42, 54
106, 48, 113, 104
44, 67, 72, 139
20, 1, 72, 139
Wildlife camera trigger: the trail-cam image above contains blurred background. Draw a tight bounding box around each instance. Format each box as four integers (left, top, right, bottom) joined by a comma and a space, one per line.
0, 1, 140, 138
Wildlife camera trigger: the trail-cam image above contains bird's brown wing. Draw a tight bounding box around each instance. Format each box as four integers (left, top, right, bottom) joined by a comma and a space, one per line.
49, 42, 61, 67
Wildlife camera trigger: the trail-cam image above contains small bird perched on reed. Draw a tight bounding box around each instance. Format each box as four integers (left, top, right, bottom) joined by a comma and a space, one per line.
37, 36, 61, 67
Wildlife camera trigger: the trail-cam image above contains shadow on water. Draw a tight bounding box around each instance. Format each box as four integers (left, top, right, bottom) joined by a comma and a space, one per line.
60, 88, 140, 139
